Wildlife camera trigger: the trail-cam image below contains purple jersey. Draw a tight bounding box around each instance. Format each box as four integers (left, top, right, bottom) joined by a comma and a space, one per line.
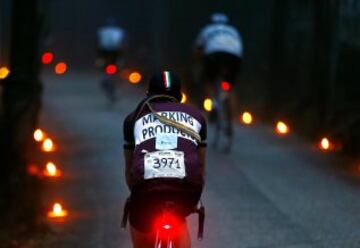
123, 99, 207, 189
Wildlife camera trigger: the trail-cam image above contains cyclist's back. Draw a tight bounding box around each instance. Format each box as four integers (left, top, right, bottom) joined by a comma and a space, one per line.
97, 17, 125, 66
196, 13, 243, 88
123, 71, 207, 248
196, 24, 242, 58
98, 25, 124, 51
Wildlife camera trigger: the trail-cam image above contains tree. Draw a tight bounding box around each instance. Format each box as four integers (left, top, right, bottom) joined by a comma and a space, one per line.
0, 0, 43, 230
311, 0, 340, 132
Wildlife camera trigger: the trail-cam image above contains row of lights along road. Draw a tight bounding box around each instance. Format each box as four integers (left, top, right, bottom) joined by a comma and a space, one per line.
28, 91, 332, 222
201, 81, 334, 152
22, 77, 334, 223
32, 128, 68, 219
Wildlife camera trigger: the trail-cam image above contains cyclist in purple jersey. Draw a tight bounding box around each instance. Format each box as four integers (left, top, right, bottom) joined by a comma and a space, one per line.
122, 71, 207, 248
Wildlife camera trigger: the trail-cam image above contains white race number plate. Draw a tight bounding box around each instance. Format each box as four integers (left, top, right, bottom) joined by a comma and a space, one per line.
144, 150, 186, 179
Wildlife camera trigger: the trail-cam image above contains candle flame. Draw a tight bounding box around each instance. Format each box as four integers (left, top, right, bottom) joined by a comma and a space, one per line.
241, 112, 253, 125
276, 121, 289, 135
48, 203, 68, 218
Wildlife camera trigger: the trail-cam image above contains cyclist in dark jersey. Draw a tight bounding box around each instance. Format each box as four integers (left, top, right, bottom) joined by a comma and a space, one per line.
123, 71, 207, 248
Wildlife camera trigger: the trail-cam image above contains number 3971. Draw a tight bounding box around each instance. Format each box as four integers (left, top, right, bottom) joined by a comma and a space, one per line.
152, 157, 181, 169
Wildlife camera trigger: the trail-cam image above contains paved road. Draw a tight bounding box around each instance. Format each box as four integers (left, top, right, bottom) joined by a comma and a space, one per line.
40, 73, 360, 248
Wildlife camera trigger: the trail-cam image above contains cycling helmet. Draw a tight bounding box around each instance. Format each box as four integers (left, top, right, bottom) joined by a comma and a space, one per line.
211, 13, 229, 24
147, 71, 182, 101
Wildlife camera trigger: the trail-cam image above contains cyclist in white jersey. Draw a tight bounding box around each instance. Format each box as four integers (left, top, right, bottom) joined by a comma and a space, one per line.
195, 13, 244, 92
96, 17, 126, 68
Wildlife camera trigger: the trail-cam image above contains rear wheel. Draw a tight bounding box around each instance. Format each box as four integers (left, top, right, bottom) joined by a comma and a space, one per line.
211, 79, 233, 153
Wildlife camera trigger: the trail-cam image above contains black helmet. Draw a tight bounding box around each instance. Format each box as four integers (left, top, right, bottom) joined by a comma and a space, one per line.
147, 71, 182, 101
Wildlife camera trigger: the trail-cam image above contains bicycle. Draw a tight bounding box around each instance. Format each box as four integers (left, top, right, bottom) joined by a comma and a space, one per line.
207, 75, 234, 153
121, 199, 205, 248
154, 201, 205, 248
100, 63, 118, 106
96, 50, 122, 107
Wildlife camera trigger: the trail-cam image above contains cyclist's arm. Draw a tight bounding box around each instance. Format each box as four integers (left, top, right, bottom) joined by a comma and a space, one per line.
198, 114, 207, 177
123, 113, 136, 189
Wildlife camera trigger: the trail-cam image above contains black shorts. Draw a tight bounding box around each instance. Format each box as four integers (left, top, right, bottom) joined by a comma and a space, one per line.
128, 180, 202, 233
97, 49, 121, 67
202, 51, 242, 87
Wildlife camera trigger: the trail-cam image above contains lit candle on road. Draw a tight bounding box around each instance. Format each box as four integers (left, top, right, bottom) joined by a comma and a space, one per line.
43, 162, 61, 177
42, 138, 56, 152
319, 137, 333, 151
276, 121, 289, 135
181, 93, 187, 104
203, 98, 213, 112
34, 129, 46, 142
48, 203, 68, 218
0, 66, 10, 79
241, 112, 253, 125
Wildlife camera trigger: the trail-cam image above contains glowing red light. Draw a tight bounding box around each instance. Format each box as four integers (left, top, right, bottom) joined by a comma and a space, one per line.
154, 212, 180, 238
163, 224, 172, 230
42, 52, 54, 64
221, 81, 231, 91
105, 64, 117, 75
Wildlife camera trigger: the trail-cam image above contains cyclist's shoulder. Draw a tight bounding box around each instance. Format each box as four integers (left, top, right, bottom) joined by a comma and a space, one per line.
151, 101, 205, 121
123, 111, 135, 127
124, 102, 143, 125
174, 102, 207, 124
200, 23, 217, 33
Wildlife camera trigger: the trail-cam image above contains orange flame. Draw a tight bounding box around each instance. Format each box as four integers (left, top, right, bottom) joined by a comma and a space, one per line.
181, 93, 187, 104
0, 66, 10, 79
276, 121, 289, 135
319, 137, 333, 151
42, 138, 56, 152
48, 203, 68, 218
43, 162, 61, 177
34, 129, 46, 142
241, 112, 253, 125
203, 98, 213, 112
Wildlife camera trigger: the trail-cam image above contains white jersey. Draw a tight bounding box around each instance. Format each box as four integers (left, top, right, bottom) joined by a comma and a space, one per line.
97, 25, 125, 51
196, 23, 243, 58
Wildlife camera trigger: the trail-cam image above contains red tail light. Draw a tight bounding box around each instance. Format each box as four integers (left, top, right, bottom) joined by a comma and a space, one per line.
155, 212, 180, 238
42, 52, 54, 64
105, 64, 117, 75
221, 81, 231, 91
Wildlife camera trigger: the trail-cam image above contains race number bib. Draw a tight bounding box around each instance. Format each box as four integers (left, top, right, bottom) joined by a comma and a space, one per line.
144, 150, 186, 179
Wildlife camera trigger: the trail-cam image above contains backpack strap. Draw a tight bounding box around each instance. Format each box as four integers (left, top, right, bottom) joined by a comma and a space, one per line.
145, 95, 201, 143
